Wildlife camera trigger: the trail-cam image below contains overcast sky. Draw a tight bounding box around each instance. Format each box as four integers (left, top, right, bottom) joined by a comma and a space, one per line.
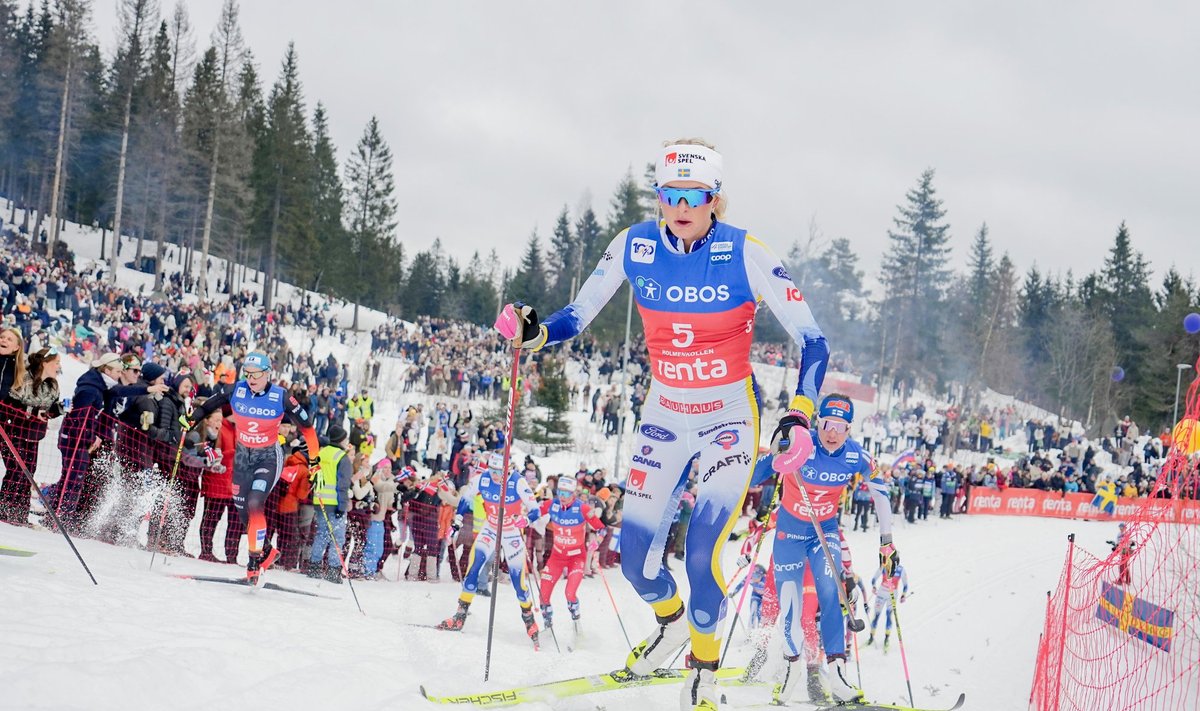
90, 1, 1199, 294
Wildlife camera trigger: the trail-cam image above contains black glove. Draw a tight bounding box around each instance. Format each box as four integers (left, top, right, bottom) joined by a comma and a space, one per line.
879, 533, 900, 575
843, 575, 858, 605
770, 409, 811, 456
512, 302, 547, 351
308, 454, 321, 468
755, 505, 772, 525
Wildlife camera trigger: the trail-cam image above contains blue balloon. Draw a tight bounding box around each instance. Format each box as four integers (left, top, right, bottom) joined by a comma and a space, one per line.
1184, 312, 1200, 335
1111, 366, 1125, 382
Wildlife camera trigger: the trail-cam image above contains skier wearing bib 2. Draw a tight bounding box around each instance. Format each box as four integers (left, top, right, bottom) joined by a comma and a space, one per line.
186, 352, 319, 584
506, 139, 829, 711
771, 394, 899, 704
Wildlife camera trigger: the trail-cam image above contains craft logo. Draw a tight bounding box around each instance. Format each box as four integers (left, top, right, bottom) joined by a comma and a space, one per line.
628, 468, 647, 490
635, 276, 661, 301
640, 423, 677, 442
712, 430, 740, 451
631, 237, 656, 264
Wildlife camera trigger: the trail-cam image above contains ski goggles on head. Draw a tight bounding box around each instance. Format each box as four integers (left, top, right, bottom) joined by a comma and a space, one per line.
655, 186, 719, 207
820, 419, 850, 434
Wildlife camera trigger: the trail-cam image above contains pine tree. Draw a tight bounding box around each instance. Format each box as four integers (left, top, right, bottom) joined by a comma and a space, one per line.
107, 0, 158, 281
310, 102, 344, 294
343, 114, 396, 329
250, 42, 315, 308
507, 230, 549, 306
42, 0, 90, 259
879, 168, 953, 386
547, 205, 579, 305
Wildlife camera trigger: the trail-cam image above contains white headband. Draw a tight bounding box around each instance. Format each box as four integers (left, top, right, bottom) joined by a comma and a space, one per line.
655, 144, 723, 191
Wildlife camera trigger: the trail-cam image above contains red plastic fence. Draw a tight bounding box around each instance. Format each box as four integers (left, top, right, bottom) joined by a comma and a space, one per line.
1029, 363, 1200, 711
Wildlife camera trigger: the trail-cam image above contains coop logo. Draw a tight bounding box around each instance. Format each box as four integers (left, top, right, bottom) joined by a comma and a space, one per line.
785, 288, 804, 302
711, 252, 733, 264
772, 266, 790, 280
665, 284, 730, 303
635, 276, 662, 301
640, 423, 677, 442
712, 430, 740, 450
631, 237, 656, 264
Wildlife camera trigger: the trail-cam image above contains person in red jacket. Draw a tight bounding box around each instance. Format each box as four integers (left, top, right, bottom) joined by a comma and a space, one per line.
198, 410, 240, 563
536, 475, 605, 630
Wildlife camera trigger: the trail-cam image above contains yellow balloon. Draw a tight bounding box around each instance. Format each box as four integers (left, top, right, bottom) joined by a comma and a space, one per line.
1171, 418, 1200, 455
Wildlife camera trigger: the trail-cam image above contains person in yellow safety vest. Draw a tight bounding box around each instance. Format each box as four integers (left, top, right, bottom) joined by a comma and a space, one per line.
307, 425, 353, 583
347, 390, 375, 423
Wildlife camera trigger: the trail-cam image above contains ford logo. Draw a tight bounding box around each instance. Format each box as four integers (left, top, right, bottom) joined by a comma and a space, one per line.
640, 424, 677, 442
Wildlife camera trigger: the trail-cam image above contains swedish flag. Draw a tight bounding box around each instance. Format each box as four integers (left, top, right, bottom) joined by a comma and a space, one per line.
1095, 582, 1174, 651
1091, 480, 1118, 514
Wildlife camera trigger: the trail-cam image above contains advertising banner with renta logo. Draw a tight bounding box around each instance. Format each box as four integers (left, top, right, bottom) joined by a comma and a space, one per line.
967, 488, 1200, 524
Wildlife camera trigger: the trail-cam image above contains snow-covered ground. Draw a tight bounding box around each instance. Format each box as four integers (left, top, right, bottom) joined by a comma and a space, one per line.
1, 495, 1121, 710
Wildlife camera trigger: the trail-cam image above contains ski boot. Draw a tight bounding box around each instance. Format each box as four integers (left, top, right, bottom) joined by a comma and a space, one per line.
866, 632, 875, 646
883, 634, 891, 653
822, 655, 864, 704
520, 606, 540, 649
625, 604, 690, 675
771, 654, 801, 704
806, 663, 827, 704
679, 655, 719, 711
259, 543, 280, 572
438, 600, 471, 631
246, 554, 263, 585
324, 567, 343, 584
542, 604, 554, 630
567, 600, 580, 621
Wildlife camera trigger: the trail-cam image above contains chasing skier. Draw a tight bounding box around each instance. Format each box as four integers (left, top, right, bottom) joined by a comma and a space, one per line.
185, 352, 319, 584
505, 138, 829, 711
868, 562, 910, 650
535, 475, 605, 633
770, 394, 899, 705
438, 450, 543, 647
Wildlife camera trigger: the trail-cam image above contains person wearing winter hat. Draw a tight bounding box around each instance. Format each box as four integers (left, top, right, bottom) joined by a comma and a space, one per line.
534, 473, 606, 630
308, 423, 353, 582
185, 351, 320, 585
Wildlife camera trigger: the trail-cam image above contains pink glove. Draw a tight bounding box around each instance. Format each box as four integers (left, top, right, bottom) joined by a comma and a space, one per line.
513, 515, 529, 530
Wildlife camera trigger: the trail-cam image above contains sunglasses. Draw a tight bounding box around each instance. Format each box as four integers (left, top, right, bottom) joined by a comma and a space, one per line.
655, 186, 719, 207
820, 420, 850, 434
244, 369, 267, 378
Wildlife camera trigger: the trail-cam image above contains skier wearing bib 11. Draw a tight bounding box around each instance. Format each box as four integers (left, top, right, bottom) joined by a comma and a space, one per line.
185, 352, 319, 584
504, 138, 829, 711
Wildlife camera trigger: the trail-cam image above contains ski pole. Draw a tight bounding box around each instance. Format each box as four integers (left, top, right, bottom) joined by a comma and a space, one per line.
525, 554, 560, 654
794, 479, 865, 632
596, 560, 633, 649
890, 590, 915, 708
317, 503, 365, 615
720, 483, 781, 667
148, 432, 189, 571
0, 422, 97, 585
484, 343, 522, 682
